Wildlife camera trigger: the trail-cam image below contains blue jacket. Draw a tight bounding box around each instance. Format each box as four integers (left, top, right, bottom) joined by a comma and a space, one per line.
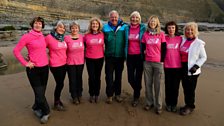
124, 23, 146, 59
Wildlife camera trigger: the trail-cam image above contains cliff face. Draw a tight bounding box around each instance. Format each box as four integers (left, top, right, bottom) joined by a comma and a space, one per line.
0, 0, 224, 25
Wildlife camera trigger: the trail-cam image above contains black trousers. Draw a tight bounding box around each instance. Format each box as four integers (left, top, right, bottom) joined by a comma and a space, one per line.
26, 65, 50, 115
181, 62, 199, 109
67, 64, 84, 98
126, 54, 143, 99
164, 68, 181, 107
50, 65, 67, 102
86, 57, 104, 96
105, 57, 124, 97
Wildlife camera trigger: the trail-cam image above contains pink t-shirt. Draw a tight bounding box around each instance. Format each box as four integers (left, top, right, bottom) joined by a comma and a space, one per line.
128, 25, 141, 55
45, 34, 67, 67
164, 36, 182, 68
142, 31, 166, 62
65, 34, 85, 65
13, 30, 48, 67
84, 32, 104, 59
180, 39, 194, 62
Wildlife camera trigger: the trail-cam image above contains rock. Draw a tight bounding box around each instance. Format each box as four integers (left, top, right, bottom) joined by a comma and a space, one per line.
0, 31, 17, 41
0, 53, 7, 70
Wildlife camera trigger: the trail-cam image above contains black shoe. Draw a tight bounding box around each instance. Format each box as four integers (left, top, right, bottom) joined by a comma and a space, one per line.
54, 101, 66, 111
131, 99, 139, 107
180, 106, 194, 116
72, 97, 80, 105
78, 97, 82, 103
166, 106, 172, 112
115, 95, 123, 103
95, 96, 99, 103
89, 96, 94, 103
144, 104, 154, 111
106, 97, 113, 104
156, 108, 162, 115
171, 106, 177, 112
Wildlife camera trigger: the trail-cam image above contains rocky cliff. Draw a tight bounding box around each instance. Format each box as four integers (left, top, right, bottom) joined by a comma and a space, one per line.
0, 0, 224, 25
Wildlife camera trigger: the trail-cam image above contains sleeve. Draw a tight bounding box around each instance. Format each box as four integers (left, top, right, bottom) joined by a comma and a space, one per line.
83, 34, 87, 47
161, 42, 167, 62
161, 32, 166, 43
45, 35, 49, 48
13, 35, 29, 66
124, 26, 129, 59
160, 32, 167, 62
141, 33, 146, 44
195, 42, 207, 67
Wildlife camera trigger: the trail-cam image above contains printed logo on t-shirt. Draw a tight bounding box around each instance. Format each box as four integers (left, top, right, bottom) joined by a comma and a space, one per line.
167, 43, 179, 49
129, 34, 139, 40
146, 38, 159, 44
90, 39, 102, 45
180, 46, 189, 53
72, 42, 83, 48
58, 42, 67, 48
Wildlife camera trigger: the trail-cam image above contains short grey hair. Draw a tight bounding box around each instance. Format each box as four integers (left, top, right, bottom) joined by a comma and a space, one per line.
109, 10, 119, 18
54, 20, 66, 30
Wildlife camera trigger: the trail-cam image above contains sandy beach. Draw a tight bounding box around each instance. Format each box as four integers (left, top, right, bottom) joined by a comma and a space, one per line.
0, 32, 224, 126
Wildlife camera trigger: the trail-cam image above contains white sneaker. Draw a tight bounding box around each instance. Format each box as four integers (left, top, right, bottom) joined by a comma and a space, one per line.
33, 109, 42, 118
40, 114, 50, 124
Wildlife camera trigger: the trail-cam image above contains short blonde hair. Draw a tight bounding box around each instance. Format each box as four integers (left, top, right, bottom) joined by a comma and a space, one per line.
69, 21, 80, 31
87, 17, 103, 34
130, 11, 141, 23
183, 22, 199, 38
147, 15, 161, 34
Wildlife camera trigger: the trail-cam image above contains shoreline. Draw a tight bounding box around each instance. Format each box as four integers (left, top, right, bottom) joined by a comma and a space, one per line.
0, 32, 224, 126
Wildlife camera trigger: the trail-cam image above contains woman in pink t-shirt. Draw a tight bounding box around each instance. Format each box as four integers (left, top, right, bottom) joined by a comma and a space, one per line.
124, 11, 146, 107
179, 22, 207, 116
141, 15, 166, 114
84, 17, 104, 103
164, 21, 182, 112
13, 17, 50, 124
65, 22, 84, 105
45, 21, 67, 111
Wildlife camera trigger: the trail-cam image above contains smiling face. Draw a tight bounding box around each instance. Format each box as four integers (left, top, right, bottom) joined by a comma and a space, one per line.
71, 25, 79, 35
56, 24, 65, 34
109, 12, 119, 26
33, 21, 43, 32
91, 20, 100, 32
167, 25, 176, 36
185, 26, 195, 39
149, 18, 157, 29
130, 15, 140, 26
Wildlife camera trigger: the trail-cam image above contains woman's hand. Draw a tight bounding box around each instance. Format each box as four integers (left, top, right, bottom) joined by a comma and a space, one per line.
26, 61, 35, 69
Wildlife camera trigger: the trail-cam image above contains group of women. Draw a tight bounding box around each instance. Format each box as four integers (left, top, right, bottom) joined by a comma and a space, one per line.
13, 10, 207, 124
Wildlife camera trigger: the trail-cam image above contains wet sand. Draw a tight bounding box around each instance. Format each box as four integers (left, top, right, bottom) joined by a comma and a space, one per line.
0, 32, 224, 126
